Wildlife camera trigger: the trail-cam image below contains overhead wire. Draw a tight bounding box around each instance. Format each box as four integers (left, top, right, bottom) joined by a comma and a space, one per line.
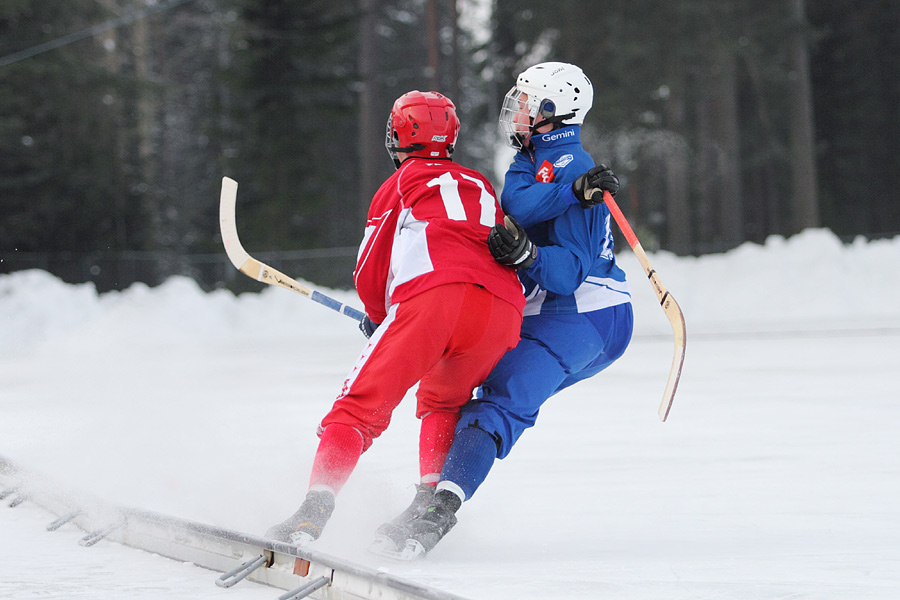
0, 0, 198, 68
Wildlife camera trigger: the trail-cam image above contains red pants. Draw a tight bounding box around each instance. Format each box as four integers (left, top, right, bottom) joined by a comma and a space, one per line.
321, 282, 521, 450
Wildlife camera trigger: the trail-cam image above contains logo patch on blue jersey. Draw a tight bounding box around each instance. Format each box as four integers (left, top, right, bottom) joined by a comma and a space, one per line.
536, 160, 555, 182
554, 154, 574, 169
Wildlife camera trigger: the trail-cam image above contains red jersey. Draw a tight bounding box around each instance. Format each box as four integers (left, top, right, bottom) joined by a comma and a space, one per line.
354, 158, 525, 324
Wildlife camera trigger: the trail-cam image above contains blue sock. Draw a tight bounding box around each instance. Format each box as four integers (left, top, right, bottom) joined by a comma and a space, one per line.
440, 426, 497, 500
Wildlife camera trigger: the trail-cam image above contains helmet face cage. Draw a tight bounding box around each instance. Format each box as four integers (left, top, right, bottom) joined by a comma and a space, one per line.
385, 112, 402, 167
499, 86, 540, 151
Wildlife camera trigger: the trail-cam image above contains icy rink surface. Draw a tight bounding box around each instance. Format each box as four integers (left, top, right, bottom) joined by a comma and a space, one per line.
1, 229, 899, 599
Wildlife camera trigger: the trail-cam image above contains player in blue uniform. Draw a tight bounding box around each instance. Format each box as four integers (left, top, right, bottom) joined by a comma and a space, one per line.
378, 62, 634, 560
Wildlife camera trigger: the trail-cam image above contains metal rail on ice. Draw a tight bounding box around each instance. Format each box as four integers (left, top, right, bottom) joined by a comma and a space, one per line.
0, 454, 469, 600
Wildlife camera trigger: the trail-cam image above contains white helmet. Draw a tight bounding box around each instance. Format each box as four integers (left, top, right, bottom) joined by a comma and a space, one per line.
499, 62, 593, 150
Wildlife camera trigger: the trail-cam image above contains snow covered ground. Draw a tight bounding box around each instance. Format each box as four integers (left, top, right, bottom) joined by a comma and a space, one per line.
1, 228, 899, 599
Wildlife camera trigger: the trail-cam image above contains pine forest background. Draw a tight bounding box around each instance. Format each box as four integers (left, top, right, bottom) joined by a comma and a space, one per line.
2, 0, 898, 292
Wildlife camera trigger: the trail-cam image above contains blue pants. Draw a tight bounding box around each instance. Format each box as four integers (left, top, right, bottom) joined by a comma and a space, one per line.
442, 302, 633, 498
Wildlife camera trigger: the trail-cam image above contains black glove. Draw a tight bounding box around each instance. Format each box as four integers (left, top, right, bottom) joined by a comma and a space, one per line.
571, 164, 619, 208
488, 216, 537, 270
359, 315, 380, 339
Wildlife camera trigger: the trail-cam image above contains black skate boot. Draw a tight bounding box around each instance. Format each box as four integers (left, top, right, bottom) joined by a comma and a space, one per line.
378, 489, 461, 561
265, 490, 335, 546
370, 484, 435, 554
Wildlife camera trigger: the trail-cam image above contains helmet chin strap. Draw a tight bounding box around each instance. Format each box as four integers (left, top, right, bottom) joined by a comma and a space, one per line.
528, 112, 576, 136
522, 112, 576, 150
393, 142, 427, 153
388, 141, 426, 169
389, 142, 455, 168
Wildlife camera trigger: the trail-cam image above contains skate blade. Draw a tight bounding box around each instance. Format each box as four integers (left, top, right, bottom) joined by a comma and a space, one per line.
368, 538, 426, 562
367, 535, 400, 557
288, 531, 315, 546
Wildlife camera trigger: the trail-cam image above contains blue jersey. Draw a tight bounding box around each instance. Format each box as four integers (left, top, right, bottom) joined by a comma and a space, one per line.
500, 125, 630, 316
440, 125, 636, 499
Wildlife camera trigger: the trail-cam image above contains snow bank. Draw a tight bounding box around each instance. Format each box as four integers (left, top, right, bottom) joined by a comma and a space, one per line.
2, 229, 898, 353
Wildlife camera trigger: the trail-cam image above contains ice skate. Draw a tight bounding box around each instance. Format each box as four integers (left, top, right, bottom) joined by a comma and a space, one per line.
265, 490, 335, 546
374, 489, 460, 561
369, 484, 435, 555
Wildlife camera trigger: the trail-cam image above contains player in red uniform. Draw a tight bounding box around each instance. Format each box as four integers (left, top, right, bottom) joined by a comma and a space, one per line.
266, 91, 525, 546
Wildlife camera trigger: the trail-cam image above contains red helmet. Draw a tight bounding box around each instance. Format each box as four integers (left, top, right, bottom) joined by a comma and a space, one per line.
385, 91, 460, 168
